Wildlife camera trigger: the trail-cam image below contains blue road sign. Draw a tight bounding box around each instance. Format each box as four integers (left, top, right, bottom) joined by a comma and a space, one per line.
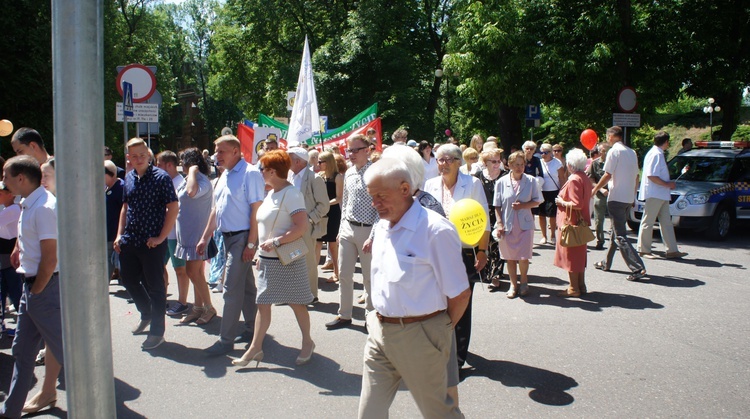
526, 104, 541, 120
123, 81, 134, 117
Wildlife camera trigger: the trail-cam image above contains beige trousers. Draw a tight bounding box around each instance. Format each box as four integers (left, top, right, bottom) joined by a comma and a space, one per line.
303, 227, 319, 298
358, 311, 463, 419
337, 220, 373, 319
637, 197, 678, 253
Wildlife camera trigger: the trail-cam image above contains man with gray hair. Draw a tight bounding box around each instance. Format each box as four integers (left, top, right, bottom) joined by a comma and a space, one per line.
592, 126, 647, 281
287, 147, 329, 302
358, 158, 469, 418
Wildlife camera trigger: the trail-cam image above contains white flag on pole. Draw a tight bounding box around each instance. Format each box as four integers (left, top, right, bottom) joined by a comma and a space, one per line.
287, 36, 320, 147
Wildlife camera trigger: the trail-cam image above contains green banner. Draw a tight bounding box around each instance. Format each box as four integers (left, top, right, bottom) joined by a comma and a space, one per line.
258, 103, 378, 145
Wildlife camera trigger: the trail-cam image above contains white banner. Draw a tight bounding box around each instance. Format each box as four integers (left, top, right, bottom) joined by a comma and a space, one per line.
286, 36, 320, 147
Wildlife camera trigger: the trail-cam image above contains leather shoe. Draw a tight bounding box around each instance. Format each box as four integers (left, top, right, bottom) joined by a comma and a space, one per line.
234, 330, 254, 344
639, 252, 657, 259
205, 340, 234, 356
325, 317, 352, 329
665, 251, 688, 259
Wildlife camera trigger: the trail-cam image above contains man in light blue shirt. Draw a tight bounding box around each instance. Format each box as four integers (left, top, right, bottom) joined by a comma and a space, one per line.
198, 135, 265, 355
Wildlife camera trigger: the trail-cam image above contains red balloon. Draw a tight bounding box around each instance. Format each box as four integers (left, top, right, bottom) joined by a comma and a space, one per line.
580, 129, 598, 150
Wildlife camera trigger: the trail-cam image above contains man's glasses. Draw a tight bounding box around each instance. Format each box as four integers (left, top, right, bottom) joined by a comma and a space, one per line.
541, 151, 549, 155
346, 146, 368, 155
437, 157, 458, 164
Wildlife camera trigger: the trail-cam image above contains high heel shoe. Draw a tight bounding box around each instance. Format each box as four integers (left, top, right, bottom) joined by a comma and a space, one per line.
295, 342, 315, 365
22, 391, 57, 414
232, 350, 264, 368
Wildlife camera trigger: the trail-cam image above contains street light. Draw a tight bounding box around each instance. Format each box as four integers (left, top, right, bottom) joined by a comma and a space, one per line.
435, 68, 450, 134
703, 98, 721, 139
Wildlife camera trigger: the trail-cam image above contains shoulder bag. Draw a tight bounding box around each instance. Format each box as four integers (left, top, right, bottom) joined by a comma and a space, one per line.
560, 206, 595, 248
269, 188, 309, 265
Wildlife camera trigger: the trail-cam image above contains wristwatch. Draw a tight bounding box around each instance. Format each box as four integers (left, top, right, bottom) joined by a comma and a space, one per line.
246, 243, 256, 250
273, 238, 281, 248
477, 249, 487, 254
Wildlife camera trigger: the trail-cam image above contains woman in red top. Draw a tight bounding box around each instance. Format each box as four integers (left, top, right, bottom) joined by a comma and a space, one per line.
553, 148, 593, 297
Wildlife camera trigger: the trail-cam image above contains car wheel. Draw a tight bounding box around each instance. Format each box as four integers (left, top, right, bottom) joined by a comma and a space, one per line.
707, 206, 732, 241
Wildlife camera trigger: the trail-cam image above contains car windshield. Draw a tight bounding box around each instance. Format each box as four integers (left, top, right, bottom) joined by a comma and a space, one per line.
667, 156, 734, 182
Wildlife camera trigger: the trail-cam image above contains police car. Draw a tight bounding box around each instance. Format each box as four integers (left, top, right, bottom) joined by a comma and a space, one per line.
628, 141, 750, 240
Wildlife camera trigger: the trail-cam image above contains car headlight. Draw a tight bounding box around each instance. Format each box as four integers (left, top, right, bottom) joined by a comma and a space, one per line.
686, 193, 710, 205
676, 200, 688, 210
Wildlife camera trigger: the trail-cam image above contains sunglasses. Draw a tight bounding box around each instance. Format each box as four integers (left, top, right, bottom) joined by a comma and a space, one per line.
553, 150, 562, 153
541, 151, 549, 155
487, 159, 502, 164
346, 146, 368, 154
437, 157, 458, 164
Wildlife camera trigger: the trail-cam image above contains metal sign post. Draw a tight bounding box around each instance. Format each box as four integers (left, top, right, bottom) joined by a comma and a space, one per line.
52, 1, 116, 416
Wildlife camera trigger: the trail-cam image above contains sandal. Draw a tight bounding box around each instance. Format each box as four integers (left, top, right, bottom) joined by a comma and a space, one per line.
626, 270, 647, 282
326, 274, 338, 283
594, 261, 608, 271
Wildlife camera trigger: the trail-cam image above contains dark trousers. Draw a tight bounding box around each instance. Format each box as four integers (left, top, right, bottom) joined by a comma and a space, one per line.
1, 266, 23, 315
603, 201, 645, 273
456, 249, 477, 368
1, 274, 64, 418
119, 242, 168, 337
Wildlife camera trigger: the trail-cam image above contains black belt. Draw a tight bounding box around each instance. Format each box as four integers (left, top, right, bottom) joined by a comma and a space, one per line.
222, 229, 249, 237
347, 220, 372, 227
24, 272, 58, 285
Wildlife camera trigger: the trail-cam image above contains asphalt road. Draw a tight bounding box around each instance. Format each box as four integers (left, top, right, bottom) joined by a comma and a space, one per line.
2, 222, 749, 418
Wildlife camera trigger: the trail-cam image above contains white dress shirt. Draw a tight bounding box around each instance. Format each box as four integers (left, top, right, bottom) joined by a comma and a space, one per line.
370, 200, 469, 317
603, 141, 639, 204
638, 145, 671, 201
17, 186, 58, 276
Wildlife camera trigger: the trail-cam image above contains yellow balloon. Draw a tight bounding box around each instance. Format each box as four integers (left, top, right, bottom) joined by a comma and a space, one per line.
0, 119, 12, 137
448, 198, 487, 246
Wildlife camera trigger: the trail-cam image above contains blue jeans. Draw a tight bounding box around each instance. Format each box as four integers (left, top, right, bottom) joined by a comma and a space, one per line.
208, 229, 226, 285
119, 242, 168, 337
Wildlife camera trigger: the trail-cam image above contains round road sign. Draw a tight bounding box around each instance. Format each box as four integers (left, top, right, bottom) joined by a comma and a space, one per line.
617, 86, 638, 113
116, 64, 156, 103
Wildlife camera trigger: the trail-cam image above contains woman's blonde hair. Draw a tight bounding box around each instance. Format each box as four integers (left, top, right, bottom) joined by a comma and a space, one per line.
318, 151, 338, 178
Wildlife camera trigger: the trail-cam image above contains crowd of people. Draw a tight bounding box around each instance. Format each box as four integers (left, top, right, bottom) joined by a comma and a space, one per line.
0, 124, 690, 418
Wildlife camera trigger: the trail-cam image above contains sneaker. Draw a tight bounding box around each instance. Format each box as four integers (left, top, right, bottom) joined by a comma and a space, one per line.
132, 319, 151, 335
141, 335, 165, 350
538, 237, 548, 245
167, 302, 190, 317
210, 283, 223, 293
506, 287, 517, 299
35, 348, 46, 366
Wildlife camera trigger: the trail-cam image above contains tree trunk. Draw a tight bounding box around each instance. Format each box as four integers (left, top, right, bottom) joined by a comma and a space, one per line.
497, 105, 523, 153
717, 89, 742, 141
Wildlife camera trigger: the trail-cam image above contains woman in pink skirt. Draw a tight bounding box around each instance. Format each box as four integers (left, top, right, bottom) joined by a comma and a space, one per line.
493, 151, 543, 298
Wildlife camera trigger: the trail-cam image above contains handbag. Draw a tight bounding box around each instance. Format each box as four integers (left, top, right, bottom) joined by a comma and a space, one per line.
269, 188, 309, 265
560, 206, 595, 247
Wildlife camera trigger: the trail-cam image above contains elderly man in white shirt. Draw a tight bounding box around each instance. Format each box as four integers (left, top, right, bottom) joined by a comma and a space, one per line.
637, 131, 687, 259
592, 126, 647, 281
358, 158, 469, 419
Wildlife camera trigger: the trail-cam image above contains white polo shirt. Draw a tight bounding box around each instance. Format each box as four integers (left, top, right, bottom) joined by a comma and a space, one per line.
603, 141, 639, 204
370, 200, 468, 318
17, 186, 58, 277
639, 145, 671, 201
